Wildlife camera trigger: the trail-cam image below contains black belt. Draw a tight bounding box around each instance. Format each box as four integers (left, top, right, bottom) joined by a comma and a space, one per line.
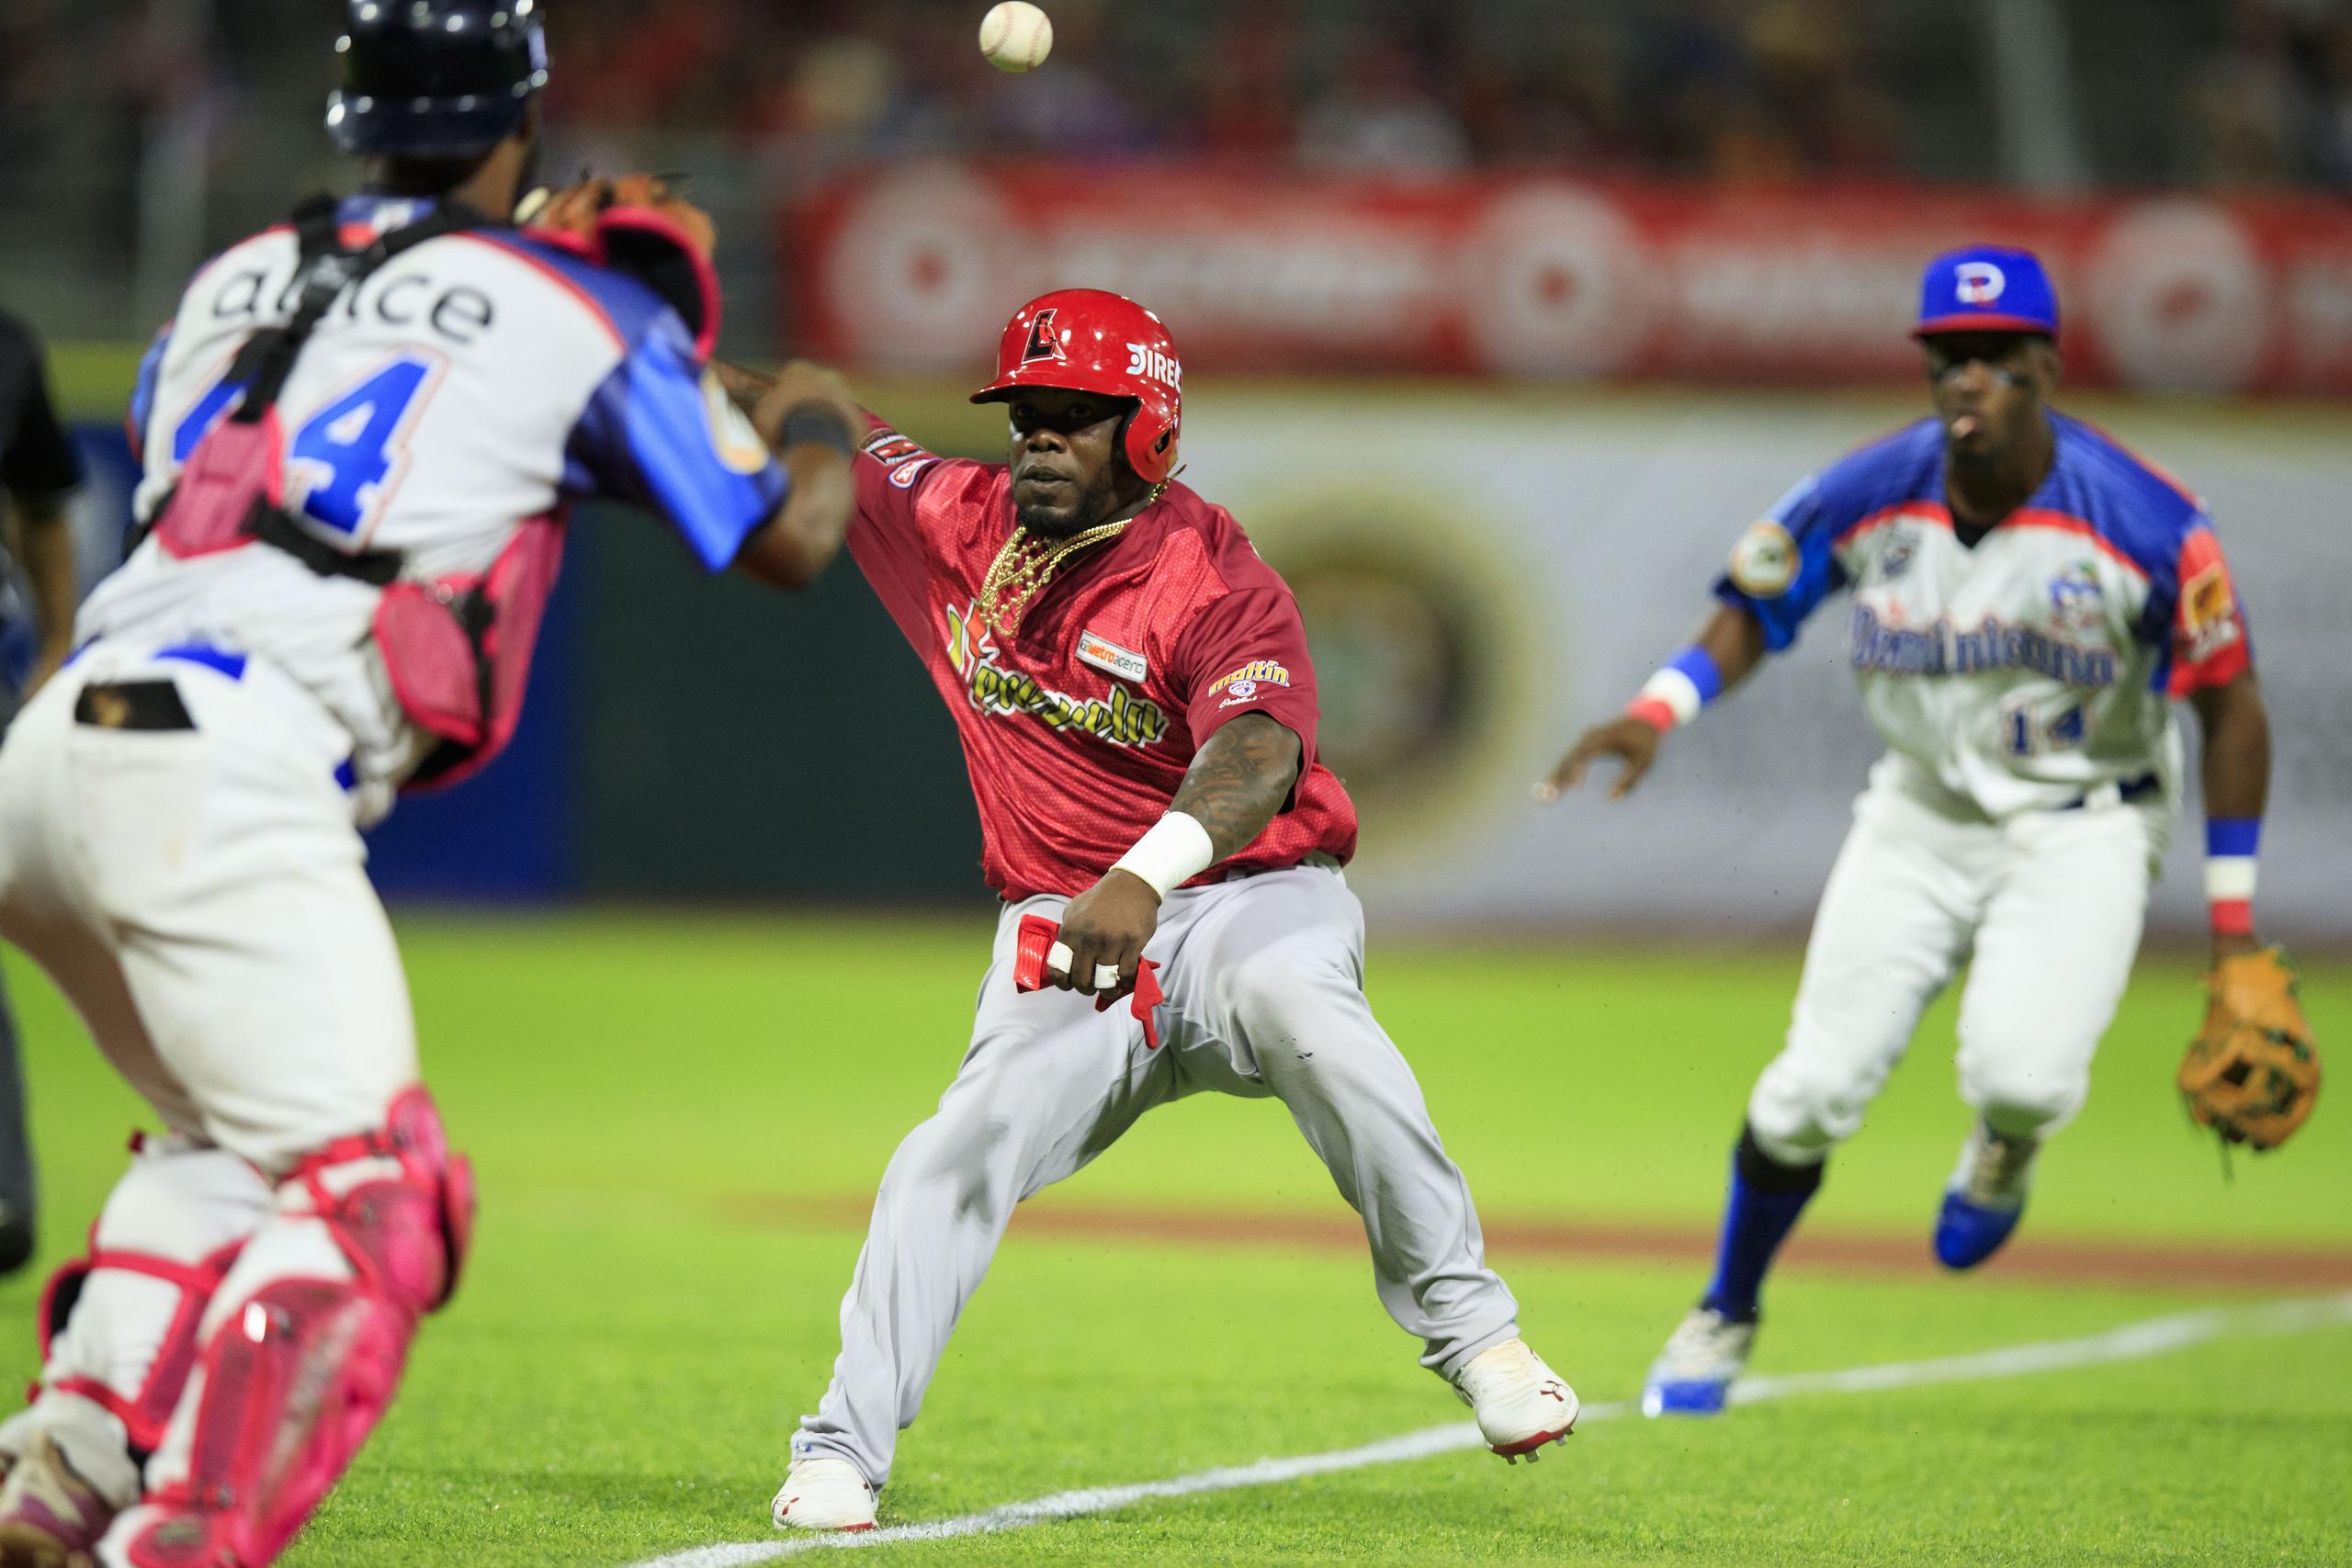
2061, 773, 2160, 810
74, 680, 195, 732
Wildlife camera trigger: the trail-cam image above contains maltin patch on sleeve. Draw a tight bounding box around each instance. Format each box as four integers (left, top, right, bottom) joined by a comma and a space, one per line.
1210, 660, 1291, 705
1076, 629, 1148, 682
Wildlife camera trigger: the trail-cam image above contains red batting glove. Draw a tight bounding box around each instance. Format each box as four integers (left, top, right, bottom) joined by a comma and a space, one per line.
1013, 913, 1164, 1049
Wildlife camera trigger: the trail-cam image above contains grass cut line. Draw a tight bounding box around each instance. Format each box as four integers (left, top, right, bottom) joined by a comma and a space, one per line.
624, 1291, 2352, 1567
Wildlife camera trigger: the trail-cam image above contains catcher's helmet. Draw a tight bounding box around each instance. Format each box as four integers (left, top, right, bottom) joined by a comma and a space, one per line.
971, 288, 1182, 485
326, 0, 548, 158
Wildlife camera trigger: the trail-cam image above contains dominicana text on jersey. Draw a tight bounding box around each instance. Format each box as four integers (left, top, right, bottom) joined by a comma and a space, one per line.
1713, 412, 2251, 819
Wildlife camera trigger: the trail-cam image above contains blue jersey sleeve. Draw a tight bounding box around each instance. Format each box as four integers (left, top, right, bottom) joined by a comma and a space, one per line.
566, 310, 787, 573
1711, 473, 1851, 652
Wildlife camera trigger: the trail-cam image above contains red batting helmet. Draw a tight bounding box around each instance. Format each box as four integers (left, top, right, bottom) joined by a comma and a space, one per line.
970, 288, 1182, 484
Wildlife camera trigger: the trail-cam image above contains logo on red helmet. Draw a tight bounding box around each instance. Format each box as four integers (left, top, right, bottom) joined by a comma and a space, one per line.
1021, 308, 1066, 365
1124, 341, 1181, 390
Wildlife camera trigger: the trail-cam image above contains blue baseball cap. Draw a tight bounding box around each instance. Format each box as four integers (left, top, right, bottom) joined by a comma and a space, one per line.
1913, 244, 2059, 339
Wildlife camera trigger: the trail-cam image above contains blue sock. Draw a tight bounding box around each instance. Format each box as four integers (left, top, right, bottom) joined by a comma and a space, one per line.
1699, 1124, 1824, 1324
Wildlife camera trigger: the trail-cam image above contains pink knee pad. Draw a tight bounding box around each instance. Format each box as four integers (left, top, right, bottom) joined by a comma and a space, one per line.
291, 1086, 476, 1314
115, 1089, 473, 1567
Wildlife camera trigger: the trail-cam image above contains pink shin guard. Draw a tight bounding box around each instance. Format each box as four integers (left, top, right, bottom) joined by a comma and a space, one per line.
116, 1090, 474, 1568
38, 1239, 242, 1459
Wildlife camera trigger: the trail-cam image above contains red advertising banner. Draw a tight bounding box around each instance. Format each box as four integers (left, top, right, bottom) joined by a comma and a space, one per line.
786, 166, 2352, 395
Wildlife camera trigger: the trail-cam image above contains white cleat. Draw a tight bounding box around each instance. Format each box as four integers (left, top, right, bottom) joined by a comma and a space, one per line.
771, 1453, 876, 1533
1642, 1306, 1758, 1416
1453, 1337, 1578, 1461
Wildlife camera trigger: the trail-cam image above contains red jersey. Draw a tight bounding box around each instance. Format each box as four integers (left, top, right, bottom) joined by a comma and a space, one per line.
849, 423, 1359, 901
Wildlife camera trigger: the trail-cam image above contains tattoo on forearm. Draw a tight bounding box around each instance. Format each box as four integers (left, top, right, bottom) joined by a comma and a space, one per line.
1170, 714, 1303, 863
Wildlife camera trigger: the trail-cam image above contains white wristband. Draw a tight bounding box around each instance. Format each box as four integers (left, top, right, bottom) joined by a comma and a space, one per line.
2205, 857, 2257, 902
1111, 810, 1216, 901
1635, 667, 1706, 728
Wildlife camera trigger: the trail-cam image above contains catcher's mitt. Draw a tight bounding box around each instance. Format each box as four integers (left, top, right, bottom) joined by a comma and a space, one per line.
519, 174, 720, 357
2177, 945, 2320, 1153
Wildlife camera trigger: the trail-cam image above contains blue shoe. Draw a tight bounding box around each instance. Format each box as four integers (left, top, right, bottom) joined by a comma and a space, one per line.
1934, 1120, 2038, 1270
1933, 1190, 2024, 1269
1641, 1307, 1755, 1416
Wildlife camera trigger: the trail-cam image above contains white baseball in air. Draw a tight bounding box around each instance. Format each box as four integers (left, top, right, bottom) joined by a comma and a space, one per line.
978, 2, 1052, 72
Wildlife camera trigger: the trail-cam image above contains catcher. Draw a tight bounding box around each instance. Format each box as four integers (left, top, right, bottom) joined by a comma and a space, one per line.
0, 4, 861, 1561
1544, 245, 2319, 1418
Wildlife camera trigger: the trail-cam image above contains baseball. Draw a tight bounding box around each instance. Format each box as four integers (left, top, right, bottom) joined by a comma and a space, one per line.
978, 2, 1052, 72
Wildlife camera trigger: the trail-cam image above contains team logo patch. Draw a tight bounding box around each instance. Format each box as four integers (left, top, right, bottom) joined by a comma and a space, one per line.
2179, 558, 2243, 663
1022, 308, 1065, 365
1879, 529, 1918, 581
1211, 660, 1289, 694
1956, 260, 2007, 306
1727, 519, 1800, 599
1075, 629, 1148, 682
1211, 660, 1289, 706
698, 367, 772, 475
863, 425, 939, 489
2046, 560, 2106, 633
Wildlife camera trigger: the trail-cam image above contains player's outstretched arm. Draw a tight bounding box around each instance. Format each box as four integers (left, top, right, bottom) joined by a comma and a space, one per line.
1051, 714, 1304, 1001
2188, 669, 2272, 962
730, 361, 864, 592
1538, 604, 1767, 802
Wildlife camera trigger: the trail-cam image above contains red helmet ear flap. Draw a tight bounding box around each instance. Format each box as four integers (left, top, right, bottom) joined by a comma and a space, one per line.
1121, 400, 1178, 485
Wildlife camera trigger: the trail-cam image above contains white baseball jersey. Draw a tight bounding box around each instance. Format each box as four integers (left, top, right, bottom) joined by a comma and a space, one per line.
84, 192, 785, 820
1716, 412, 2253, 819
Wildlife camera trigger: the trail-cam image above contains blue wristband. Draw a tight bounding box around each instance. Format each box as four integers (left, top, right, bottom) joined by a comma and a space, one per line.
1664, 646, 1725, 705
2206, 818, 2260, 858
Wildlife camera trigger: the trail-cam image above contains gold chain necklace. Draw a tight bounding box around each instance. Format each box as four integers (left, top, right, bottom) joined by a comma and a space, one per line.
976, 518, 1131, 636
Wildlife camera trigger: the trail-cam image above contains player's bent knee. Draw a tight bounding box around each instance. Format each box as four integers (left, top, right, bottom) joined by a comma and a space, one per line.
297, 1085, 473, 1314
1747, 1056, 1872, 1158
1965, 1062, 2086, 1138
1222, 945, 1354, 1052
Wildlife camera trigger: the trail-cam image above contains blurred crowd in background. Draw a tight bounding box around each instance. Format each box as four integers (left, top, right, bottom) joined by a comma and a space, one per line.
3, 0, 2350, 337
7, 0, 2352, 192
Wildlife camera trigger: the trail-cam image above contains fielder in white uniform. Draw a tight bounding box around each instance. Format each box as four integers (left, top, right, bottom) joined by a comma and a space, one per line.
0, 5, 860, 1562
1542, 245, 2278, 1415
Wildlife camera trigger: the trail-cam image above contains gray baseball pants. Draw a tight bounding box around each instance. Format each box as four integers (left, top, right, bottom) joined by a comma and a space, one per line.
795, 861, 1521, 1487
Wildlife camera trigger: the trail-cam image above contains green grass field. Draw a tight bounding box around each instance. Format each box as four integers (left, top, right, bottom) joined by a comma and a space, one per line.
4, 917, 2347, 1566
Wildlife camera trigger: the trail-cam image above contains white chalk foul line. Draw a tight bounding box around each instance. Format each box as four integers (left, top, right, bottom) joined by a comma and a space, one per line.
627, 1292, 2352, 1567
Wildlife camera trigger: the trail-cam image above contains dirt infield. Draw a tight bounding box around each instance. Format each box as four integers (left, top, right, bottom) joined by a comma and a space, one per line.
729, 1194, 2352, 1292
